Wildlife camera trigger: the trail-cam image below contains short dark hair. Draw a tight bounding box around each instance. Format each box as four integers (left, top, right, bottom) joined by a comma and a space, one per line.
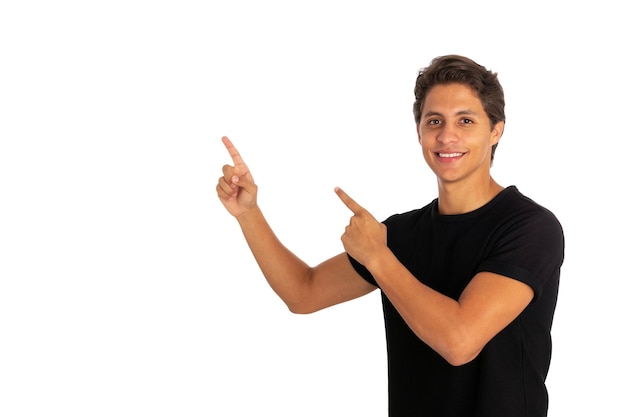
413, 55, 506, 163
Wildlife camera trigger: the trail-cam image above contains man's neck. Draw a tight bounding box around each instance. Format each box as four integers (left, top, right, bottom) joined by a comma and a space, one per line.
436, 177, 504, 215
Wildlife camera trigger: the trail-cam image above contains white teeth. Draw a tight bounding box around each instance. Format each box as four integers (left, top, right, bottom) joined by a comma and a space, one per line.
438, 152, 463, 158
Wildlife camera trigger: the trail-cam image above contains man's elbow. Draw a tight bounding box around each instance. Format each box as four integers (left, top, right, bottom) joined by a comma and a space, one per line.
287, 304, 313, 315
444, 350, 480, 367
439, 338, 482, 366
285, 299, 321, 315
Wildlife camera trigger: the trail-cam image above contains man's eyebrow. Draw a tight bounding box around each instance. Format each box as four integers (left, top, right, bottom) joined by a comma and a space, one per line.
455, 109, 480, 116
422, 111, 442, 118
423, 109, 480, 118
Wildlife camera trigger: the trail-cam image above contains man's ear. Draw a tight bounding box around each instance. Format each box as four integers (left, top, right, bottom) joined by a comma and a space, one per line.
491, 121, 505, 145
416, 124, 422, 144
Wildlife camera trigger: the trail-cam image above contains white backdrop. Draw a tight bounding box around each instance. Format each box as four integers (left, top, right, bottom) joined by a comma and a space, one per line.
1, 1, 624, 416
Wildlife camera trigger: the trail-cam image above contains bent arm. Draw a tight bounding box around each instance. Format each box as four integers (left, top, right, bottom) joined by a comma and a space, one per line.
216, 137, 375, 314
365, 249, 533, 366
334, 187, 534, 366
236, 206, 376, 313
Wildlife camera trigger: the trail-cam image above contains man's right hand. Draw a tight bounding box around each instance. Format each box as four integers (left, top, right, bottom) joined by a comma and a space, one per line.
216, 136, 258, 218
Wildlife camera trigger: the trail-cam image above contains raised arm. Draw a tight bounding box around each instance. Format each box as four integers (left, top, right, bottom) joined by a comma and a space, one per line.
216, 137, 375, 313
335, 187, 534, 366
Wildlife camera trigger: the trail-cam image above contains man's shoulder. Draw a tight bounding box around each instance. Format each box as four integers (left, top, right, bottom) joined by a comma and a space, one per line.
499, 186, 562, 228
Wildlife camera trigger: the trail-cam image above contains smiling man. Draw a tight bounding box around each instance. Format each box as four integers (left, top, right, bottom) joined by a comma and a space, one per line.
216, 55, 565, 417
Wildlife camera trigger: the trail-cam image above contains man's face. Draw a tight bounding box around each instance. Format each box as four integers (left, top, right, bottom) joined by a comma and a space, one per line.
417, 83, 503, 188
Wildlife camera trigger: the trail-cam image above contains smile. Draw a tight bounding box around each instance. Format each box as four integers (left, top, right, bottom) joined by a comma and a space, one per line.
437, 152, 464, 158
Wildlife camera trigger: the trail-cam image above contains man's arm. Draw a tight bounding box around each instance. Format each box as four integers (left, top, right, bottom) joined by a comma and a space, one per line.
335, 187, 534, 366
369, 257, 532, 366
216, 137, 376, 313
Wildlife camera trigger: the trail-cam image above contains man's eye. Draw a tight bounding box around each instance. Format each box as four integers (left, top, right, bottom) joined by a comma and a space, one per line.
461, 118, 473, 124
428, 119, 440, 125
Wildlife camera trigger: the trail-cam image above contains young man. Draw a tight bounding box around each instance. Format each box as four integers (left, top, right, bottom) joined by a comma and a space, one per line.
216, 55, 564, 417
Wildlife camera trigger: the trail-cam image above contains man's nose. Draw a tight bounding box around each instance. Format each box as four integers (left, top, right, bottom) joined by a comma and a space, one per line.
437, 124, 459, 144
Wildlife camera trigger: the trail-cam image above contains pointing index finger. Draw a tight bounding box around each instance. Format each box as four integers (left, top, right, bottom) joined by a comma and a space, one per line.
222, 136, 248, 167
335, 187, 365, 215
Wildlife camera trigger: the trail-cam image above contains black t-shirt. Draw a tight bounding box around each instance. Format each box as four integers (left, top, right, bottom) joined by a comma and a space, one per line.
348, 186, 564, 417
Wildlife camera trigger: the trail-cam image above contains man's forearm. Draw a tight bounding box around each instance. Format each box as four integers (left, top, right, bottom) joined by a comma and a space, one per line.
235, 205, 312, 310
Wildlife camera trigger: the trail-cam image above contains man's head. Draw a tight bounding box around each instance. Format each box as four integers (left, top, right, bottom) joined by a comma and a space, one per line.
413, 55, 505, 163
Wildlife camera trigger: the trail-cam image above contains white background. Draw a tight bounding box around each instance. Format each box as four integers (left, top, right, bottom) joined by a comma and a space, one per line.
1, 1, 624, 416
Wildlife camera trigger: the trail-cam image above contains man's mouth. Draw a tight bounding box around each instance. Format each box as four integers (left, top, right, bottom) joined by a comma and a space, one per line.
437, 152, 464, 158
